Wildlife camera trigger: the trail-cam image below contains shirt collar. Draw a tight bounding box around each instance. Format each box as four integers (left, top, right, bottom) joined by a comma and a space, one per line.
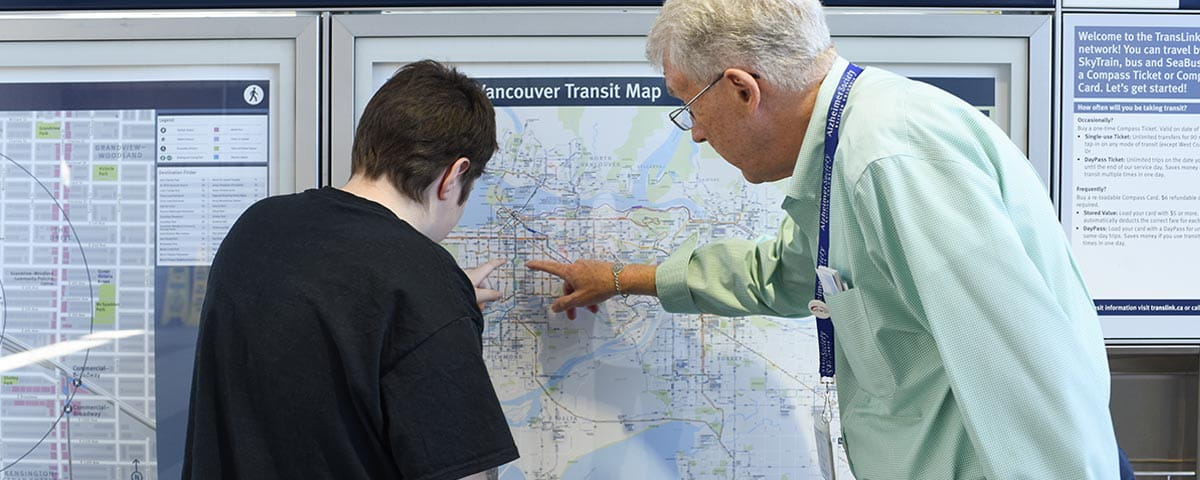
785, 55, 851, 202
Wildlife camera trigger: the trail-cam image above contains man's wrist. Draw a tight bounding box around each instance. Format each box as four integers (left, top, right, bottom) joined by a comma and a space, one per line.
611, 262, 629, 298
607, 263, 658, 297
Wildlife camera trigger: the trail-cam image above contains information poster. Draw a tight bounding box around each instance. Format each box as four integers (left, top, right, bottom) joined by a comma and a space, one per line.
1063, 14, 1200, 335
0, 80, 269, 479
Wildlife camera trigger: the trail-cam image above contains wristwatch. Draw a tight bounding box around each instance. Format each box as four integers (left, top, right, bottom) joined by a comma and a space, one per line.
611, 262, 629, 299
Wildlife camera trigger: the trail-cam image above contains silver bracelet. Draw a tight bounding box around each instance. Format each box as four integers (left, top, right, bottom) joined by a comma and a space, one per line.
611, 262, 629, 299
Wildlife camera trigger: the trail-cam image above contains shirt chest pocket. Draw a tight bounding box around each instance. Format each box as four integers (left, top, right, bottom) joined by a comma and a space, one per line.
825, 288, 897, 398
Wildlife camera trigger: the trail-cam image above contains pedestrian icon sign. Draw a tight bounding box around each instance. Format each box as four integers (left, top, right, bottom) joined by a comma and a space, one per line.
243, 85, 263, 105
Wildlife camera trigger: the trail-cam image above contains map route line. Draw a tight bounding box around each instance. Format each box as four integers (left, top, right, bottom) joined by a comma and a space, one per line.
510, 176, 546, 216
0, 273, 7, 369
698, 389, 734, 459
503, 314, 735, 458
703, 316, 813, 391
494, 206, 692, 262
0, 151, 98, 475
0, 335, 157, 429
502, 209, 570, 264
491, 203, 769, 243
65, 413, 74, 480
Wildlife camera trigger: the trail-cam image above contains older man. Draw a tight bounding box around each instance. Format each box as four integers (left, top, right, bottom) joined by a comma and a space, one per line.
526, 0, 1120, 478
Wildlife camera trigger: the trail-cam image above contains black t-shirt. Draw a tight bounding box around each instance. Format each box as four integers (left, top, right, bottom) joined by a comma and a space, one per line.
184, 187, 518, 480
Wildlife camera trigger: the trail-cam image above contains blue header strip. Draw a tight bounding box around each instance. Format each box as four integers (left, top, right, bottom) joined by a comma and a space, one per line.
1074, 102, 1200, 114
1096, 300, 1200, 316
0, 81, 270, 112
483, 76, 997, 108
1073, 25, 1200, 100
479, 77, 679, 107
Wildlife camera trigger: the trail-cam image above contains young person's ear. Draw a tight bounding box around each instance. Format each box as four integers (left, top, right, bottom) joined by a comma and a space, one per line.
437, 157, 472, 201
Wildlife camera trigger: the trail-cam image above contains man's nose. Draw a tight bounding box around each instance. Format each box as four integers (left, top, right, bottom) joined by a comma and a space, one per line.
691, 126, 707, 144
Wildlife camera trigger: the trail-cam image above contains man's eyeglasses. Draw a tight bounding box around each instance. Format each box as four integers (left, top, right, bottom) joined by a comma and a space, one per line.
668, 72, 759, 131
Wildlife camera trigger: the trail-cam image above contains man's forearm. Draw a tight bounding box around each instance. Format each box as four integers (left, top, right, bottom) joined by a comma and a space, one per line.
622, 263, 658, 297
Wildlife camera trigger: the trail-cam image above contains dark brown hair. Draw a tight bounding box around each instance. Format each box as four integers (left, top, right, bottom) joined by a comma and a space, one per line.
351, 60, 497, 204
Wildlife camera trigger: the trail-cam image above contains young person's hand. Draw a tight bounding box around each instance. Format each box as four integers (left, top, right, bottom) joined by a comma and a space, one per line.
463, 259, 506, 310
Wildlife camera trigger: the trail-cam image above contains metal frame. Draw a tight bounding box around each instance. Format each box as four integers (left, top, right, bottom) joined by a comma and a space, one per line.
0, 14, 322, 192
328, 8, 1054, 191
1107, 344, 1200, 478
826, 11, 1054, 196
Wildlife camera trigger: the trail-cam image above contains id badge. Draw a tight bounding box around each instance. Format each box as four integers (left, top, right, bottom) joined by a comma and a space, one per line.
813, 402, 836, 480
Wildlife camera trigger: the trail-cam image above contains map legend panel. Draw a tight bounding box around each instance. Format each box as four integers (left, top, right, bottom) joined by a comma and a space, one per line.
156, 115, 267, 164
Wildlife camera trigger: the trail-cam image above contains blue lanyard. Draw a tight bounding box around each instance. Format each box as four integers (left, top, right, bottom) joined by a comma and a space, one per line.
814, 63, 863, 380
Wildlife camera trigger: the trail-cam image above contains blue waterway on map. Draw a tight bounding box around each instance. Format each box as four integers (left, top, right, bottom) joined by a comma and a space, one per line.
560, 421, 701, 479
502, 107, 524, 136
502, 315, 666, 426
596, 127, 704, 215
499, 464, 527, 480
501, 337, 626, 426
458, 110, 708, 230
638, 128, 685, 186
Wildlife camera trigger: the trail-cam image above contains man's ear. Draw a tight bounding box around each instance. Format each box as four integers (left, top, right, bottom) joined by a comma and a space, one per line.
726, 68, 761, 111
437, 157, 472, 201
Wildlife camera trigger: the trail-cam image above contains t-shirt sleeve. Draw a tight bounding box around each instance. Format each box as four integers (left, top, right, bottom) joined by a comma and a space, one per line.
381, 316, 519, 480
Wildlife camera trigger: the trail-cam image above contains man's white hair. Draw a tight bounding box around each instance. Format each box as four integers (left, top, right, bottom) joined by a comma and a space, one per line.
646, 0, 834, 92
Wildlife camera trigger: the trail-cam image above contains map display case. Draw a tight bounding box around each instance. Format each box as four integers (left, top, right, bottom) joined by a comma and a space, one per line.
0, 14, 319, 480
330, 9, 1051, 479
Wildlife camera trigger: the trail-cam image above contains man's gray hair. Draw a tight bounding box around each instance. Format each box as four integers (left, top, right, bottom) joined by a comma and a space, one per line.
646, 0, 834, 92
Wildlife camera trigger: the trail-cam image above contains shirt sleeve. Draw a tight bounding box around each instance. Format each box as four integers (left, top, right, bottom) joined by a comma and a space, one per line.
655, 214, 818, 318
381, 316, 519, 480
852, 154, 1117, 478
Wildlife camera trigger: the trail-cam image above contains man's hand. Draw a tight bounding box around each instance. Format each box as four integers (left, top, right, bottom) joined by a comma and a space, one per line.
525, 259, 612, 320
463, 259, 506, 310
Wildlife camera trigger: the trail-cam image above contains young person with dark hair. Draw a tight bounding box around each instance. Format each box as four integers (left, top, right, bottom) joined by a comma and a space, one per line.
184, 60, 518, 480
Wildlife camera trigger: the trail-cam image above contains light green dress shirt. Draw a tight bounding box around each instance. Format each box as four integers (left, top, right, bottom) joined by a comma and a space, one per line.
656, 57, 1119, 479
